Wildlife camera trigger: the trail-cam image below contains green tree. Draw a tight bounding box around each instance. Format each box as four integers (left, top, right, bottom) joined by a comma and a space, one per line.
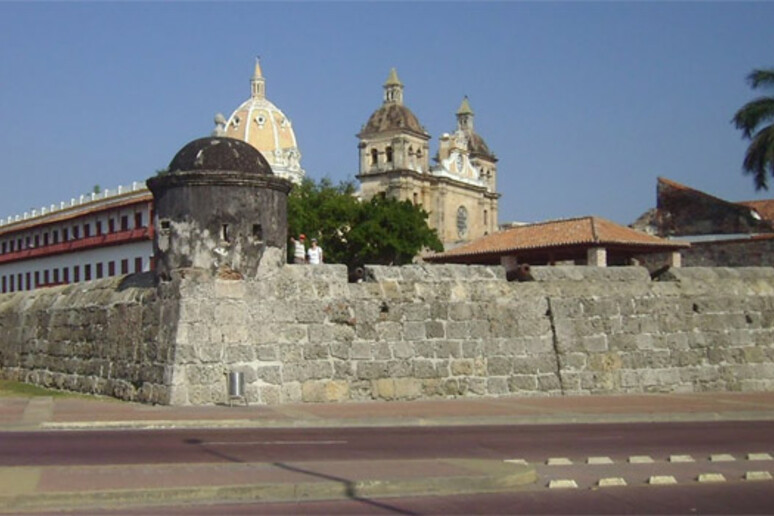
732, 68, 774, 190
287, 178, 443, 269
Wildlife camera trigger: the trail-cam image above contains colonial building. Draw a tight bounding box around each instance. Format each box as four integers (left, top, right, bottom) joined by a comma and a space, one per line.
0, 183, 153, 293
357, 69, 500, 248
220, 59, 305, 184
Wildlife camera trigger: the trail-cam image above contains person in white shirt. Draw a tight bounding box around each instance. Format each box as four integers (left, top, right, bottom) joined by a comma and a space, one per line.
290, 234, 306, 264
307, 238, 323, 265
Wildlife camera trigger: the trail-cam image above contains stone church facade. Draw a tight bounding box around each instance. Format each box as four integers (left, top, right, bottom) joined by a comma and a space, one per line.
357, 69, 500, 249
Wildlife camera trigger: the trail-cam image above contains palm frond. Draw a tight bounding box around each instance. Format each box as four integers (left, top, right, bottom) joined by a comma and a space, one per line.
742, 125, 774, 191
748, 69, 774, 90
732, 97, 774, 139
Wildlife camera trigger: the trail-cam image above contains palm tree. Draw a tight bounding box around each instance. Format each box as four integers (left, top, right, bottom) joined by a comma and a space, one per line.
732, 68, 774, 190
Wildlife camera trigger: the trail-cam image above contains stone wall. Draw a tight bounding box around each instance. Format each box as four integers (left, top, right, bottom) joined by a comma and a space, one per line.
0, 273, 178, 404
636, 237, 774, 271
170, 265, 774, 405
2, 264, 774, 405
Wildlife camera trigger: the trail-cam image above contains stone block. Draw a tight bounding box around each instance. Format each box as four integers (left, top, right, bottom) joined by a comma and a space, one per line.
435, 341, 462, 358
373, 342, 393, 360
350, 341, 372, 360
375, 322, 401, 341
394, 378, 422, 399
413, 360, 441, 379
303, 343, 330, 360
508, 375, 538, 392
392, 341, 415, 359
582, 335, 608, 353
296, 302, 327, 324
487, 377, 509, 395
373, 378, 395, 400
404, 322, 427, 341
446, 321, 470, 339
425, 321, 445, 339
357, 361, 391, 380
302, 380, 348, 402
451, 359, 474, 376
259, 385, 281, 405
487, 356, 512, 376
256, 365, 281, 385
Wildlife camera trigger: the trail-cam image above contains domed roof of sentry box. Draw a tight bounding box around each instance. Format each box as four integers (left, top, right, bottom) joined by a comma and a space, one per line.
167, 136, 273, 175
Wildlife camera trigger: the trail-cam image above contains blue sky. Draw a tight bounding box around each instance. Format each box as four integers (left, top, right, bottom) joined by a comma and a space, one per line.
1, 2, 772, 227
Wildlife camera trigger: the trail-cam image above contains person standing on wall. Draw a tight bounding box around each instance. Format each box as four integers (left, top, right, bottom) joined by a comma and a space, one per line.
307, 238, 323, 265
290, 234, 307, 264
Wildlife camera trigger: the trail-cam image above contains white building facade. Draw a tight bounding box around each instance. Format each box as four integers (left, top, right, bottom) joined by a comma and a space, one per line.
0, 183, 153, 293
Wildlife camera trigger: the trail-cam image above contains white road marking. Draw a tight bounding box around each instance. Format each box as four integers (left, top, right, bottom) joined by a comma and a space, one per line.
710, 454, 736, 462
698, 473, 726, 483
202, 440, 348, 446
587, 456, 613, 465
548, 479, 578, 489
669, 454, 695, 463
598, 477, 627, 487
745, 471, 773, 481
547, 457, 573, 465
648, 475, 677, 485
629, 455, 654, 464
747, 453, 773, 461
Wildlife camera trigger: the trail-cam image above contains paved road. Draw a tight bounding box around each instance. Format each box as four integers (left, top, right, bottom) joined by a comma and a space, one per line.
3, 420, 774, 467
73, 482, 774, 515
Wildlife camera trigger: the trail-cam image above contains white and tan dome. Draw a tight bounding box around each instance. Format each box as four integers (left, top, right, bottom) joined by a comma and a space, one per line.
223, 59, 305, 184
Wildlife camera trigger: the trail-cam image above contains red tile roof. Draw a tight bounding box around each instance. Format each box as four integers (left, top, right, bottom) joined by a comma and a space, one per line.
738, 199, 774, 224
425, 216, 687, 261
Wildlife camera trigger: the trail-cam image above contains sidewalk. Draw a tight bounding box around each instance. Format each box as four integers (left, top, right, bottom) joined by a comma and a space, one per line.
1, 391, 774, 513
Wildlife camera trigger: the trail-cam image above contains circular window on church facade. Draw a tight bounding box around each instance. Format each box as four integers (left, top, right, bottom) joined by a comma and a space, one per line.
456, 206, 468, 238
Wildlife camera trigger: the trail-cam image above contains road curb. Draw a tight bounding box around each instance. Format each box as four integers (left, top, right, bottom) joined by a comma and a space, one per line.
0, 460, 536, 513
27, 410, 774, 432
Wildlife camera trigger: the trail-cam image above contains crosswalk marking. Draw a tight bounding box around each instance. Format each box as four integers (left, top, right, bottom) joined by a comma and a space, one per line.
745, 471, 773, 481
710, 454, 736, 462
669, 454, 695, 463
629, 455, 654, 464
598, 477, 627, 487
548, 479, 578, 489
698, 473, 726, 483
648, 475, 677, 485
587, 456, 613, 465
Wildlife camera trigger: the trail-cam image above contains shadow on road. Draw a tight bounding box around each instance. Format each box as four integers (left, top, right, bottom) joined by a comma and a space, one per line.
182, 437, 417, 514
273, 461, 419, 516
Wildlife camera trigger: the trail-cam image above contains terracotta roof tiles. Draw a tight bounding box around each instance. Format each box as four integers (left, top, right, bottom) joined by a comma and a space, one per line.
426, 216, 687, 261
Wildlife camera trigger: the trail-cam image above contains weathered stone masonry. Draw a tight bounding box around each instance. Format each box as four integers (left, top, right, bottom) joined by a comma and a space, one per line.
2, 265, 774, 405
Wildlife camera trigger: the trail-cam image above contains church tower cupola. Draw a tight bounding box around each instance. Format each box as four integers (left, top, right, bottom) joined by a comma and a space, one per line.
456, 96, 474, 132
383, 68, 404, 105
251, 58, 265, 99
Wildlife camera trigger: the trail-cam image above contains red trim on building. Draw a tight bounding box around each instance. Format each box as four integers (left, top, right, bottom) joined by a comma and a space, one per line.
0, 227, 151, 265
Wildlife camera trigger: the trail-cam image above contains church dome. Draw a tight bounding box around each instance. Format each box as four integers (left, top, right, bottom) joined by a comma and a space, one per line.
358, 68, 429, 140
168, 137, 272, 175
359, 103, 428, 138
467, 132, 495, 160
222, 59, 305, 184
